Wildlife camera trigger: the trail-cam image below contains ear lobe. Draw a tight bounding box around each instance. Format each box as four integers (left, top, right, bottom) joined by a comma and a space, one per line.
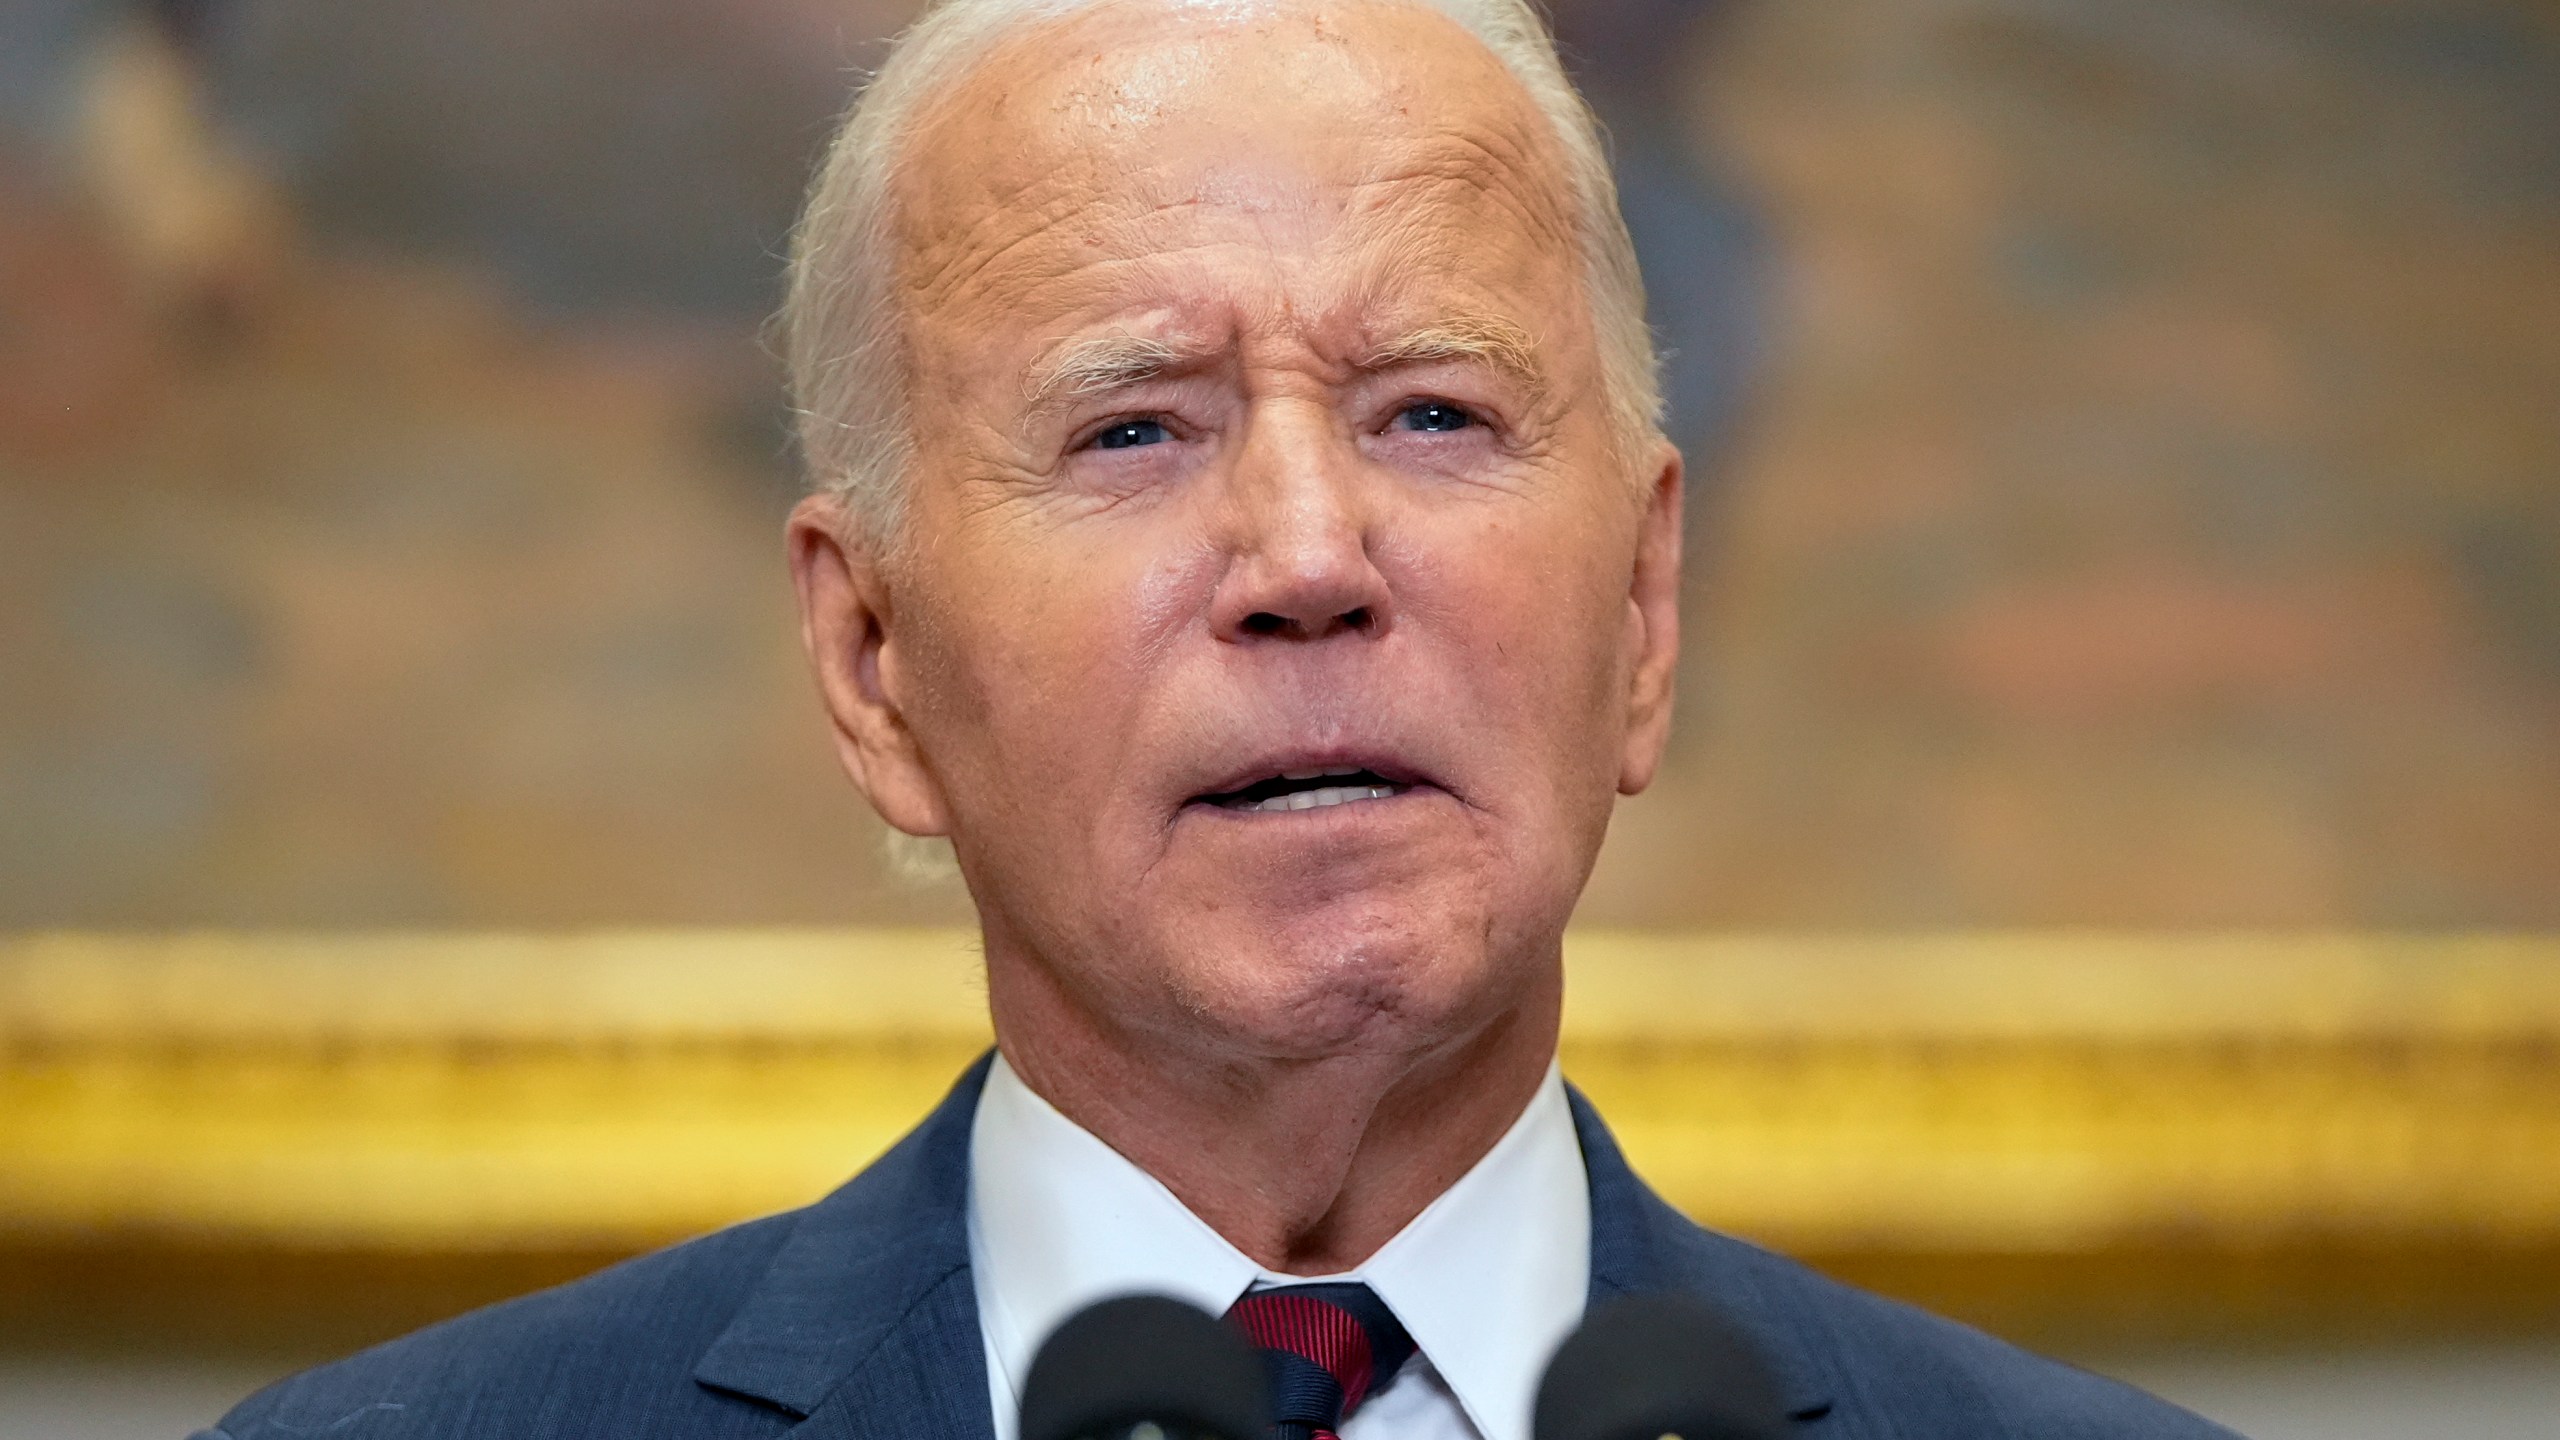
785, 496, 954, 837
1617, 444, 1684, 796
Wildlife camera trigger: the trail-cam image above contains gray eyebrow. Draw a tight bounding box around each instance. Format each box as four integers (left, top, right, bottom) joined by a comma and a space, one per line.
1358, 315, 1547, 399
1020, 314, 1547, 416
1022, 333, 1202, 414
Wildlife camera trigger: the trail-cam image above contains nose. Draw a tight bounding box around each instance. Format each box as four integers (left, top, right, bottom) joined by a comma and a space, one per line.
1208, 403, 1395, 645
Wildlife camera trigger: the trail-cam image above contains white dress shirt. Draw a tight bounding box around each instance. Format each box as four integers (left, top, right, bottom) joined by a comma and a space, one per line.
968, 1053, 1591, 1440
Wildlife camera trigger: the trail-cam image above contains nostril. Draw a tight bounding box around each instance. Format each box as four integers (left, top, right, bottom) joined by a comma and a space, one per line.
1233, 607, 1378, 640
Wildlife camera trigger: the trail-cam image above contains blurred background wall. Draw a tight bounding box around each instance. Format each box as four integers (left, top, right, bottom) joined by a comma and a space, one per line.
5, 0, 2550, 934
2, 0, 2556, 1435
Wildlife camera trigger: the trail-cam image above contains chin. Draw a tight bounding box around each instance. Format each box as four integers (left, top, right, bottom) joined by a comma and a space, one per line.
1151, 882, 1536, 1062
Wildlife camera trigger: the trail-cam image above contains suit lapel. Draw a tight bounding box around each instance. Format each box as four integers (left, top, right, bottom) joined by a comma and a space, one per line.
781, 1264, 993, 1440
693, 1054, 999, 1440
1571, 1085, 1839, 1424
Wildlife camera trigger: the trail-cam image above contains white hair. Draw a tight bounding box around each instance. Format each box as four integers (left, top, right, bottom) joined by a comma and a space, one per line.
782, 0, 1662, 543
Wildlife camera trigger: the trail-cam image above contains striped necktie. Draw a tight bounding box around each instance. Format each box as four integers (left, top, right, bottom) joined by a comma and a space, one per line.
1224, 1282, 1418, 1440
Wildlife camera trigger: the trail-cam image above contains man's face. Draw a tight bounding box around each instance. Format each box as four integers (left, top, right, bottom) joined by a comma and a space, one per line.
794, 0, 1680, 1062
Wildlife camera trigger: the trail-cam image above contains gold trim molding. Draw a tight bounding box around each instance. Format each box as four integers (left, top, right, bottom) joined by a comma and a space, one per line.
4, 930, 2557, 1261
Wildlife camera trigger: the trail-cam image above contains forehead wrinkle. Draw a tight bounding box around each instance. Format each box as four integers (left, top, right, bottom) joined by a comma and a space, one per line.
1352, 134, 1578, 263
900, 171, 1122, 325
905, 0, 1564, 265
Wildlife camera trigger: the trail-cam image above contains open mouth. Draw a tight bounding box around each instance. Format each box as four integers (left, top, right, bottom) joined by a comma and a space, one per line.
1195, 766, 1410, 814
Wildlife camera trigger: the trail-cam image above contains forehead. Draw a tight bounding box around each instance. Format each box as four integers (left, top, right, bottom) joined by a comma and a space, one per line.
891, 0, 1581, 341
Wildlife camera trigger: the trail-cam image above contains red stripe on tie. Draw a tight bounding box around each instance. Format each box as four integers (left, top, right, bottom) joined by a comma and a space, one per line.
1226, 1291, 1377, 1416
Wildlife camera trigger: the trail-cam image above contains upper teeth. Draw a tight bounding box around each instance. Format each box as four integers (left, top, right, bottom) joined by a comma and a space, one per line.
1279, 766, 1368, 781
1240, 783, 1399, 813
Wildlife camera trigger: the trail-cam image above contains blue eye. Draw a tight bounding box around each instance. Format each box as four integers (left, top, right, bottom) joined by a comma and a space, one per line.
1092, 418, 1169, 450
1398, 402, 1474, 433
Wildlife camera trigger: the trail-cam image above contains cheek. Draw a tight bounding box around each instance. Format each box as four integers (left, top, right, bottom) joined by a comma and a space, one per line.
915, 524, 1211, 811
1419, 509, 1634, 776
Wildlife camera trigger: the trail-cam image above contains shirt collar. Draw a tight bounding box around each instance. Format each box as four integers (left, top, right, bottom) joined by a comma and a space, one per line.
968, 1051, 1589, 1440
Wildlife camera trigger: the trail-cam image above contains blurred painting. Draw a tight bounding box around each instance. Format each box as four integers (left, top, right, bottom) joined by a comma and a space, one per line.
2, 0, 2554, 928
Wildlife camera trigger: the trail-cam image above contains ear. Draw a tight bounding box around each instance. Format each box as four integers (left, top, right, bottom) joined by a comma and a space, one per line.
786, 495, 954, 837
1617, 442, 1684, 796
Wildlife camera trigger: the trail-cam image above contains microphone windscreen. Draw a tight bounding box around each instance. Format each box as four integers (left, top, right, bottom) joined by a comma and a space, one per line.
1533, 1292, 1790, 1440
1019, 1294, 1271, 1440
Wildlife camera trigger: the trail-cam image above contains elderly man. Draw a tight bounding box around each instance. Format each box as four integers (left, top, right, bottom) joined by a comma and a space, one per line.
204, 2, 2228, 1438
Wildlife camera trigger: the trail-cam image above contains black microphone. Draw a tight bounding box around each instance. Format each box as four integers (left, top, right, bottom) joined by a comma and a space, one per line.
1534, 1293, 1790, 1440
1019, 1294, 1272, 1440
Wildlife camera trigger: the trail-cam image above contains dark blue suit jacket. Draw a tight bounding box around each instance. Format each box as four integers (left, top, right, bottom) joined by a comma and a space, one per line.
202, 1058, 2234, 1439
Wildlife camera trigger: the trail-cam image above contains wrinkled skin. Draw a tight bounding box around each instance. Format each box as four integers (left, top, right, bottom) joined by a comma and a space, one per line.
789, 0, 1681, 1269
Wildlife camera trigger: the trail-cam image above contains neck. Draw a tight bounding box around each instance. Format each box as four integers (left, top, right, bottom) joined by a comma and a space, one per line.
986, 943, 1563, 1276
